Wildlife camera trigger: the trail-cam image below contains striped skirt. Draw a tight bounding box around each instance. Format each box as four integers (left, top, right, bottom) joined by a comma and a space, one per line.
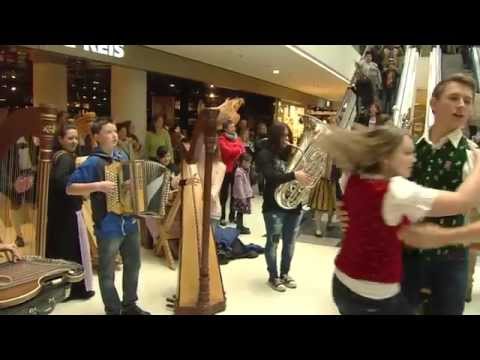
309, 178, 336, 212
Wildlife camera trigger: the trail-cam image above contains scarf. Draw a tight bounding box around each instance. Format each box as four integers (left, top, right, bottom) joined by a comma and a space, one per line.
224, 131, 238, 141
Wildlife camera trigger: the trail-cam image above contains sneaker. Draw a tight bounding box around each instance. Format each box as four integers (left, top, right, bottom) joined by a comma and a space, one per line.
280, 274, 297, 289
268, 278, 286, 292
15, 236, 25, 247
315, 229, 323, 237
121, 304, 151, 315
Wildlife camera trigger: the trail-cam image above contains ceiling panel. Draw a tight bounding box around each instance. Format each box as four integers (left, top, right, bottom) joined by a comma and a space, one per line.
145, 45, 351, 101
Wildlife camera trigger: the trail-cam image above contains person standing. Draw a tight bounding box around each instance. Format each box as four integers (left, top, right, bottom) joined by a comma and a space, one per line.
358, 51, 383, 99
256, 122, 312, 292
218, 120, 245, 226
145, 114, 174, 163
66, 119, 150, 315
47, 122, 95, 301
232, 153, 254, 235
403, 73, 478, 315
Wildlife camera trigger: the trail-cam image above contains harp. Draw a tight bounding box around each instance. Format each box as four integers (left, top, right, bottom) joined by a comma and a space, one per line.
0, 105, 57, 257
174, 107, 228, 315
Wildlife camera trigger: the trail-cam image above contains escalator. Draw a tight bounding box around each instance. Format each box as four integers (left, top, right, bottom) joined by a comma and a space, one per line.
392, 46, 441, 141
337, 45, 411, 129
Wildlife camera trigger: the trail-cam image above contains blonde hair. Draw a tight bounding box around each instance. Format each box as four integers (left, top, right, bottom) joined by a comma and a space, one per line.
318, 126, 408, 174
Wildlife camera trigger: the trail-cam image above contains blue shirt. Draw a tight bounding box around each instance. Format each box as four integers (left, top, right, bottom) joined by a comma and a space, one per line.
68, 148, 138, 240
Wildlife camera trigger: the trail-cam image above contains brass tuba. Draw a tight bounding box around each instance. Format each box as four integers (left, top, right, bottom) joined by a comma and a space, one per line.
274, 114, 330, 210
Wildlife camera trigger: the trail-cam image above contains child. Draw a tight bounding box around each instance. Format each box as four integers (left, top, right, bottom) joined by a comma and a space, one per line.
232, 153, 254, 235
318, 126, 480, 315
157, 145, 179, 175
66, 119, 150, 315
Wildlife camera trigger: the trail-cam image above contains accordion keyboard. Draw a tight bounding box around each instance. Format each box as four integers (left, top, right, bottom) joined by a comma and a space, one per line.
104, 162, 123, 214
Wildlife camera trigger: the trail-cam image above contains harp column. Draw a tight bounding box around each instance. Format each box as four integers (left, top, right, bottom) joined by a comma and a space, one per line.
111, 66, 147, 148
33, 62, 68, 112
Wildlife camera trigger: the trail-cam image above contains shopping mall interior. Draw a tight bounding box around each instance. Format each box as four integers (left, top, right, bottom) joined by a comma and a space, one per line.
1, 45, 480, 315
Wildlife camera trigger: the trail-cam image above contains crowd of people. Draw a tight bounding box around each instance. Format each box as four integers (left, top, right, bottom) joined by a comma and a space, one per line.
350, 45, 404, 127
3, 46, 480, 315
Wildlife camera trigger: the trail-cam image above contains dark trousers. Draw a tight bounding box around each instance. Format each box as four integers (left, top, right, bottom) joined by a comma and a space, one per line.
236, 212, 246, 229
402, 248, 468, 315
220, 172, 235, 221
332, 275, 414, 315
257, 171, 265, 194
382, 88, 396, 115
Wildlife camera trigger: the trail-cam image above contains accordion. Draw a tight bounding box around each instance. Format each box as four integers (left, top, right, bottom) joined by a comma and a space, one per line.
104, 160, 171, 218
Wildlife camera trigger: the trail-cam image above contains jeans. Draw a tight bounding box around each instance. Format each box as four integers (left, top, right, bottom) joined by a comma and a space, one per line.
97, 230, 141, 314
332, 275, 414, 315
402, 248, 468, 315
263, 211, 303, 279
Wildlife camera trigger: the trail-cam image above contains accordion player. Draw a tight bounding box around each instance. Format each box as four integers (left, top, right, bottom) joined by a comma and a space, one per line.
104, 160, 172, 218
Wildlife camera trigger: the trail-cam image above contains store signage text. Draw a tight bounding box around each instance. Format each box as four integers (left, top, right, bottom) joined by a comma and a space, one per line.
64, 45, 125, 59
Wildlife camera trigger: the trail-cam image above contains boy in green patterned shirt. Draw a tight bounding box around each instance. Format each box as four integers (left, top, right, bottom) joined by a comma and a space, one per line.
402, 73, 478, 315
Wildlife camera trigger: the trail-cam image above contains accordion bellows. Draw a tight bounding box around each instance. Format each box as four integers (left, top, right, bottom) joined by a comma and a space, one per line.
105, 160, 171, 218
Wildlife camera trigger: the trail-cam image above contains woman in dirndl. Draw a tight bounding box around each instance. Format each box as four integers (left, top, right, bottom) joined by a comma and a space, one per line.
46, 122, 95, 301
309, 156, 337, 237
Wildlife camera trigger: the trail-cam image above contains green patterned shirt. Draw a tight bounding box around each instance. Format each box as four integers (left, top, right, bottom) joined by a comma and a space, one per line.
412, 136, 469, 228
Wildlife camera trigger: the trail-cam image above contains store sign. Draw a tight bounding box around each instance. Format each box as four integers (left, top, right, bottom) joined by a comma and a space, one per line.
64, 45, 125, 59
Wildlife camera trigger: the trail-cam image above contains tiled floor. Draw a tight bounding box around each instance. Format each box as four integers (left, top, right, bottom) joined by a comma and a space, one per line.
51, 196, 480, 315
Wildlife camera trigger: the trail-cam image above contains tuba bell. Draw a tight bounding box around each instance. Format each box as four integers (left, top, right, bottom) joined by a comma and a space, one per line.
274, 114, 330, 210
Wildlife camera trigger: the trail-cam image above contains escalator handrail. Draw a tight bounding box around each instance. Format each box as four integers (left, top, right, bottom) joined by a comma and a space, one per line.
471, 46, 480, 92
424, 45, 442, 137
392, 46, 415, 127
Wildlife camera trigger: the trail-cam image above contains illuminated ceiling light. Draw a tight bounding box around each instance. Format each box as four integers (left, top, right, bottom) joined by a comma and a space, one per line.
273, 69, 280, 74
0, 98, 6, 101
82, 96, 87, 99
169, 83, 175, 88
11, 87, 16, 91
93, 87, 96, 90
210, 84, 214, 88
103, 97, 107, 101
92, 96, 97, 99
209, 93, 215, 98
11, 75, 16, 79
